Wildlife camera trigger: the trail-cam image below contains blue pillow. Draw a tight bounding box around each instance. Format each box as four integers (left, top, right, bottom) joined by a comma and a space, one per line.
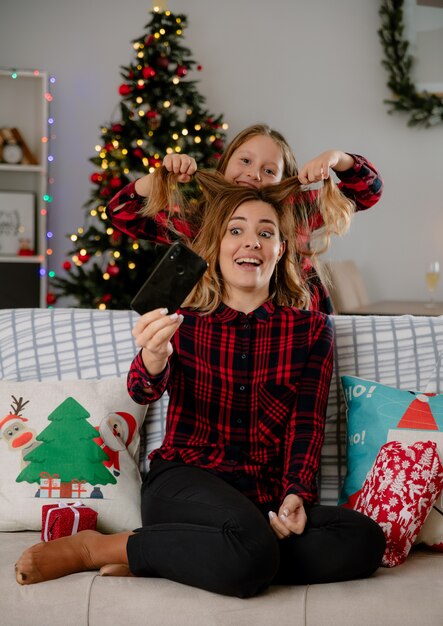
339, 375, 443, 508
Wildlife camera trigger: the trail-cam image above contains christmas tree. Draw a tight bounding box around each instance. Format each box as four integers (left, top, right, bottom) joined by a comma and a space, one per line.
17, 397, 116, 488
50, 6, 227, 309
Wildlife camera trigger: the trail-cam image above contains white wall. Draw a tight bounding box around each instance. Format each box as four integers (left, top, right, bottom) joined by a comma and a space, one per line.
1, 0, 442, 303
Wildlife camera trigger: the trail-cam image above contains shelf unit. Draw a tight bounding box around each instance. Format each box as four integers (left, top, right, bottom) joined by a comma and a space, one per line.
0, 68, 50, 308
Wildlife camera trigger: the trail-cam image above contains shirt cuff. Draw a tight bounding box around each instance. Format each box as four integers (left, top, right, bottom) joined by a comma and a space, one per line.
135, 349, 169, 391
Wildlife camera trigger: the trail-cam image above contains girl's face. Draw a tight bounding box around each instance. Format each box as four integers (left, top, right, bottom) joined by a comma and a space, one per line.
223, 135, 284, 188
219, 200, 285, 306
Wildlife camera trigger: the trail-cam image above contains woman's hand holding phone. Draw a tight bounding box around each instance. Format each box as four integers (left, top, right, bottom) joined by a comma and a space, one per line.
132, 308, 183, 376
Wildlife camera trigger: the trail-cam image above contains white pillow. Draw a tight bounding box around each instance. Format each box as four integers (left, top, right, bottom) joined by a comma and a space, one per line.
0, 378, 147, 533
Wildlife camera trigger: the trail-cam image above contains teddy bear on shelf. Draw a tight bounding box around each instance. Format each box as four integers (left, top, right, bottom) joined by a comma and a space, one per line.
17, 238, 35, 256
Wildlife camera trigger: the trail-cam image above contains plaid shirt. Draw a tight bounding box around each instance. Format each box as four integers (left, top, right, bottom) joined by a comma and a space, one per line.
107, 154, 382, 313
128, 301, 334, 506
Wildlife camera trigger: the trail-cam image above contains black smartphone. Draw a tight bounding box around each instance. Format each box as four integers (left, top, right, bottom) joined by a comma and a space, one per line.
131, 241, 208, 315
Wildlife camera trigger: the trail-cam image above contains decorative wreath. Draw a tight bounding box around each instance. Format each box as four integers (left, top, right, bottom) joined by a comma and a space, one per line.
378, 0, 443, 127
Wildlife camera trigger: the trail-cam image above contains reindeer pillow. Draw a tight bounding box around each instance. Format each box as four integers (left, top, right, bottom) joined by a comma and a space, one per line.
0, 378, 148, 532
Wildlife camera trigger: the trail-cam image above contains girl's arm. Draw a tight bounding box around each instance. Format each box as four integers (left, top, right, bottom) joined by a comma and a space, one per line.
299, 151, 384, 230
106, 155, 197, 243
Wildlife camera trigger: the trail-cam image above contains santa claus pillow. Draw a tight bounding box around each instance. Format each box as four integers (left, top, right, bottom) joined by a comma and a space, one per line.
0, 378, 147, 533
339, 375, 443, 551
353, 440, 443, 567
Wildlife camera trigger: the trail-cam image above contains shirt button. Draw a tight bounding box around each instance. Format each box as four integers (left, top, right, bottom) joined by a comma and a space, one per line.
240, 385, 245, 391
236, 418, 243, 424
241, 354, 247, 359
130, 193, 135, 198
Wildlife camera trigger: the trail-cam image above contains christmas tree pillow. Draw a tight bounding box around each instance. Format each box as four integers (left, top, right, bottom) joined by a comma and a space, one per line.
353, 440, 443, 567
0, 378, 148, 533
340, 375, 443, 551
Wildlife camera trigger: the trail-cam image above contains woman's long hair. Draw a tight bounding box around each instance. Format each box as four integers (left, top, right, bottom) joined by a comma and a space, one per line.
142, 167, 353, 312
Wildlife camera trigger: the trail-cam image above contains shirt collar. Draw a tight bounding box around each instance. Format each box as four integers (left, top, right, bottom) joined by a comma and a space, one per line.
213, 300, 276, 324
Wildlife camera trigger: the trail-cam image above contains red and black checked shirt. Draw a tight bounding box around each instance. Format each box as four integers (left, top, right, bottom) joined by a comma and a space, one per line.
128, 301, 334, 507
107, 154, 383, 314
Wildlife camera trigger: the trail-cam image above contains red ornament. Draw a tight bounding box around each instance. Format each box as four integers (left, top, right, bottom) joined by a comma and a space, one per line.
146, 110, 158, 119
176, 65, 187, 78
111, 123, 123, 133
90, 172, 103, 184
118, 83, 132, 96
212, 138, 224, 151
104, 143, 114, 152
106, 264, 120, 277
62, 261, 72, 271
156, 55, 169, 70
132, 148, 145, 159
101, 294, 112, 303
46, 293, 57, 305
142, 66, 156, 79
109, 177, 122, 189
148, 156, 161, 168
100, 187, 112, 198
145, 35, 155, 46
78, 253, 90, 264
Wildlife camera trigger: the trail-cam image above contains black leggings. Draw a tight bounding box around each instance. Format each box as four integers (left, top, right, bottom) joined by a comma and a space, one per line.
126, 460, 386, 598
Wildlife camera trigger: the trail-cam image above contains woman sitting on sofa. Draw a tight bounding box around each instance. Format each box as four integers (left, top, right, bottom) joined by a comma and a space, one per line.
15, 169, 385, 596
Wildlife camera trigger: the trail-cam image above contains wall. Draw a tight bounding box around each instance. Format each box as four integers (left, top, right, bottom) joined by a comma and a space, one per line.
1, 0, 442, 304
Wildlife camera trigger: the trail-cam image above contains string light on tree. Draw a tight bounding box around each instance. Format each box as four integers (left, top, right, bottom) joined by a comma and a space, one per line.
50, 7, 227, 309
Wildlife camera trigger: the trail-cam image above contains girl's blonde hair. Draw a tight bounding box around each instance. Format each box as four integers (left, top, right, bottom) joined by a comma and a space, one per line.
216, 123, 298, 180
144, 167, 354, 312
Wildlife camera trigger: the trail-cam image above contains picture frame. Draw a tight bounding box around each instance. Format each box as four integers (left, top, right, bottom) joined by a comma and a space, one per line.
0, 191, 36, 256
404, 0, 443, 95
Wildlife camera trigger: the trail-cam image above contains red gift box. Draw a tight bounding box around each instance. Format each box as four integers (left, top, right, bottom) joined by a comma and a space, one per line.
41, 502, 98, 542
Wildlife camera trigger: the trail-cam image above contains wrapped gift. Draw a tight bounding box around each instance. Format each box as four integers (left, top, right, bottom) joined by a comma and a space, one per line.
39, 472, 61, 498
41, 502, 98, 542
71, 478, 88, 498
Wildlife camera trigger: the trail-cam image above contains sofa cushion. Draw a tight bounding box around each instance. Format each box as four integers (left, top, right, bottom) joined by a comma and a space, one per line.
0, 308, 139, 382
353, 440, 443, 567
339, 375, 443, 551
322, 315, 443, 508
0, 377, 147, 533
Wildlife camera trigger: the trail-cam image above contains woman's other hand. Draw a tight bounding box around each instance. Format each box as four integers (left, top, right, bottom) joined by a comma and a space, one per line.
268, 494, 307, 539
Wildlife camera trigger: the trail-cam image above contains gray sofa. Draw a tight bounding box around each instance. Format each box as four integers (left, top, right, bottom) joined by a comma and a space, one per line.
1, 308, 442, 626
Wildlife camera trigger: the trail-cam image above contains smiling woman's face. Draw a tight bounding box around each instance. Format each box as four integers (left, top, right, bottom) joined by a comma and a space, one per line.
219, 199, 285, 305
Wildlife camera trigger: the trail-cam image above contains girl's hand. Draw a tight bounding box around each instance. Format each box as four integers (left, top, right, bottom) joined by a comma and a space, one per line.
298, 150, 355, 184
132, 308, 183, 375
268, 494, 307, 539
162, 154, 197, 183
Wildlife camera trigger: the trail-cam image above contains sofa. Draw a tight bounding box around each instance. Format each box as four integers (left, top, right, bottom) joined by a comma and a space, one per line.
1, 308, 442, 626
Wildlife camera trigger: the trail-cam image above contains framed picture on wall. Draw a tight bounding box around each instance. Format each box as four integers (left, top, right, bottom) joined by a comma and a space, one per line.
0, 191, 36, 256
